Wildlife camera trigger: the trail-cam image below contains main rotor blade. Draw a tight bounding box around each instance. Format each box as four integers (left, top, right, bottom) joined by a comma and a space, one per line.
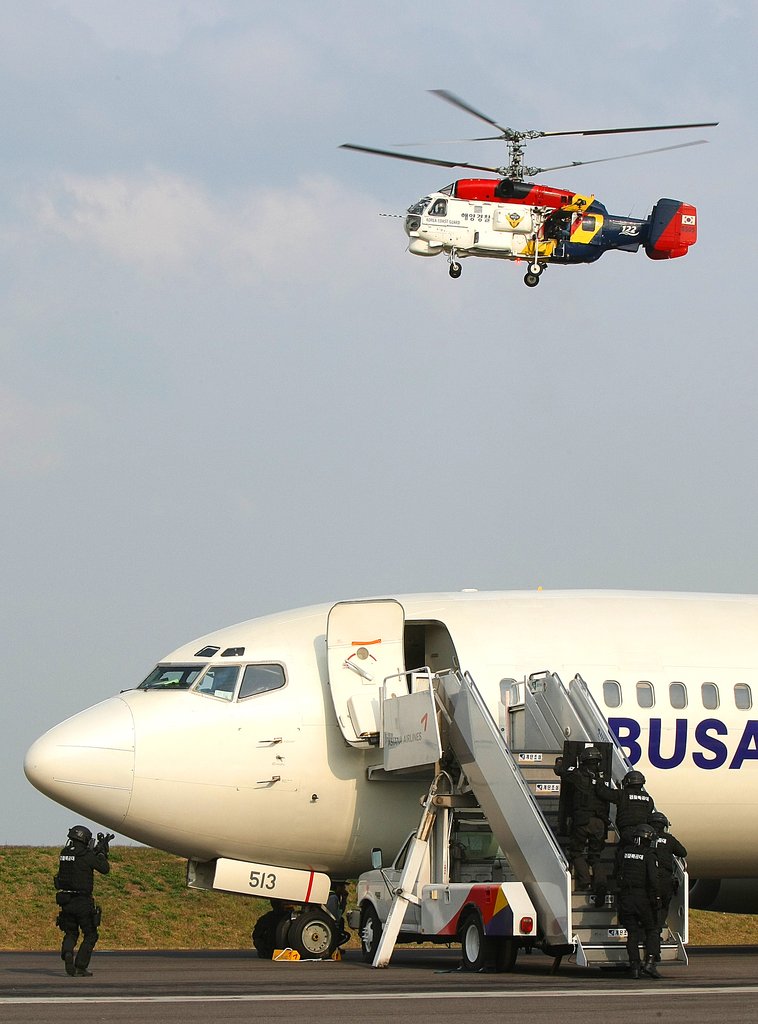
542, 121, 719, 138
429, 89, 513, 136
430, 89, 718, 141
534, 139, 710, 174
392, 136, 504, 147
340, 143, 502, 175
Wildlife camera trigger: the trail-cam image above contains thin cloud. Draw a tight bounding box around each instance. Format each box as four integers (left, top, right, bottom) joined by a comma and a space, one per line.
31, 169, 392, 284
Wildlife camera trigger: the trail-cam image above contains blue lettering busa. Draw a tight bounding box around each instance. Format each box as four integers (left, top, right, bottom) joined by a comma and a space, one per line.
609, 717, 758, 770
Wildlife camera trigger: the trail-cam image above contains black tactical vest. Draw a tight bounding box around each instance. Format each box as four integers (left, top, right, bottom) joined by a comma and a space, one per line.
616, 790, 654, 831
617, 845, 656, 892
55, 842, 94, 893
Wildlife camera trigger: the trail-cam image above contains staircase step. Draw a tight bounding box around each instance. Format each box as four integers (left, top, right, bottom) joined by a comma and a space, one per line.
577, 942, 686, 966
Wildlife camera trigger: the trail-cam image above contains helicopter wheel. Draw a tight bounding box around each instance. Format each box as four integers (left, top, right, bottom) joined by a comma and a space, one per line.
524, 271, 540, 287
449, 261, 462, 279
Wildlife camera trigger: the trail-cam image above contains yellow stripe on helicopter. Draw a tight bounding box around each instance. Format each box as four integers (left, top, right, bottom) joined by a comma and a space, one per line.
569, 212, 604, 245
562, 193, 595, 213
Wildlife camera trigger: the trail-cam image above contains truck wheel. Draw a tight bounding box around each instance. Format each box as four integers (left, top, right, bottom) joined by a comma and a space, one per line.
459, 911, 493, 971
360, 904, 382, 963
288, 909, 336, 959
495, 936, 519, 972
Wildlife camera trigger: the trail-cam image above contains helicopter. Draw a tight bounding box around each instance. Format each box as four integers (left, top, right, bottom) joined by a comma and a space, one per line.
341, 90, 717, 287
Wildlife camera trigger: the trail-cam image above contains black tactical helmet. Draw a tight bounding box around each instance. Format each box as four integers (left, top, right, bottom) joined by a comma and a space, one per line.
622, 770, 646, 788
67, 824, 92, 845
579, 747, 602, 765
633, 823, 655, 844
650, 811, 669, 830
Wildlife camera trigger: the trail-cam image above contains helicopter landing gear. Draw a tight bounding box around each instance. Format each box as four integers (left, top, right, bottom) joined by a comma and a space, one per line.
523, 262, 545, 287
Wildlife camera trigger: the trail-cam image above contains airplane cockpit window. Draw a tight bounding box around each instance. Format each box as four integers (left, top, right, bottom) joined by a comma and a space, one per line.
138, 665, 204, 690
669, 682, 687, 709
735, 683, 753, 710
195, 665, 240, 701
701, 682, 719, 710
602, 679, 621, 708
407, 197, 431, 215
238, 664, 286, 700
636, 681, 655, 708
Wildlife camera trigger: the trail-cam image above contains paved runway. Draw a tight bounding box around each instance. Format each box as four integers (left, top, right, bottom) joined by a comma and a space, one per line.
2, 947, 757, 1024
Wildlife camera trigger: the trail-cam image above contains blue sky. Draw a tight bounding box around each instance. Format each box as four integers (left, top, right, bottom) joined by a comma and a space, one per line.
2, 1, 755, 842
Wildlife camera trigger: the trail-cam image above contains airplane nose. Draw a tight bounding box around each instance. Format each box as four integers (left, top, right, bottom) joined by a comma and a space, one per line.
24, 697, 135, 826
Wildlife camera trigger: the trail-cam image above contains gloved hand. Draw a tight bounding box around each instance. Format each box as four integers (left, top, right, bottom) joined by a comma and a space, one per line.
96, 832, 115, 853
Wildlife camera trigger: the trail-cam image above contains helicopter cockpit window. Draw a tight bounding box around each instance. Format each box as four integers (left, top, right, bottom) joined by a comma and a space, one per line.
428, 198, 448, 217
439, 183, 454, 196
138, 665, 204, 690
407, 197, 431, 215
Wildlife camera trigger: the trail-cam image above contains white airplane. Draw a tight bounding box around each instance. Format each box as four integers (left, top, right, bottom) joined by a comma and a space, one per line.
25, 589, 758, 952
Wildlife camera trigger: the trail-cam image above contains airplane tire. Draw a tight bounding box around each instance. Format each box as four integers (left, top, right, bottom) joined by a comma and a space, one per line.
252, 909, 290, 959
495, 936, 519, 972
359, 903, 383, 962
288, 909, 336, 959
459, 910, 493, 971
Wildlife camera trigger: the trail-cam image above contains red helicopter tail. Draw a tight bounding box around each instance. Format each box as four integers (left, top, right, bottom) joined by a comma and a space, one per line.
645, 199, 698, 260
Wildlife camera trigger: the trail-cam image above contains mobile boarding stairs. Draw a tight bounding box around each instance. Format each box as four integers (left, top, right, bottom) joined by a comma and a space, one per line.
371, 668, 688, 970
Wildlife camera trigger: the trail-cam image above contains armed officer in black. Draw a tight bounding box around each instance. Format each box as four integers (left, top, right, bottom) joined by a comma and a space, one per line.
650, 811, 687, 930
553, 746, 611, 891
603, 770, 656, 834
54, 824, 112, 976
615, 822, 661, 979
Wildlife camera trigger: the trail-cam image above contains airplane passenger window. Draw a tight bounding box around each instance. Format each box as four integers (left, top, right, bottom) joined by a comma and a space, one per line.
195, 665, 240, 701
669, 682, 687, 709
238, 664, 286, 700
138, 665, 204, 690
735, 683, 753, 710
636, 681, 655, 708
603, 680, 621, 708
701, 683, 719, 710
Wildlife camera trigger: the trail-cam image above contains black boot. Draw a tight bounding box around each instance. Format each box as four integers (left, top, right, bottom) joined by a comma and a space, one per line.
629, 962, 641, 979
642, 956, 661, 979
64, 953, 75, 977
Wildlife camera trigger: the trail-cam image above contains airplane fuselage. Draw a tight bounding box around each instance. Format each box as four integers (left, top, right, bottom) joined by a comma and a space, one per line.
25, 590, 758, 880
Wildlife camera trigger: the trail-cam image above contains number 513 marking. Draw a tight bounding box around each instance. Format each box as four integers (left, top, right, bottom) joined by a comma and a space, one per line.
249, 870, 277, 890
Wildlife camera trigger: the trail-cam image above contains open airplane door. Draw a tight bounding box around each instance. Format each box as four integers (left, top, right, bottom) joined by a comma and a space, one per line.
327, 599, 406, 747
